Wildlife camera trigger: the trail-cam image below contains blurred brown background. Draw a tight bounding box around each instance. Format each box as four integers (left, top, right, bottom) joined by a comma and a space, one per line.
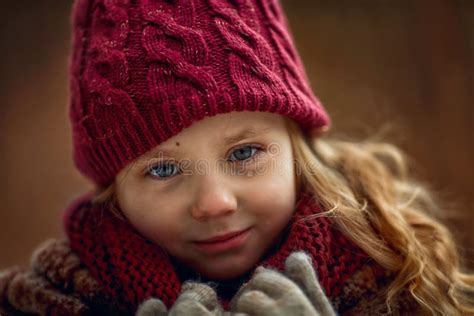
1, 1, 473, 270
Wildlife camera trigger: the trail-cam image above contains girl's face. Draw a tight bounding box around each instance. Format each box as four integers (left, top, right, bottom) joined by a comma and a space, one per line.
115, 111, 297, 279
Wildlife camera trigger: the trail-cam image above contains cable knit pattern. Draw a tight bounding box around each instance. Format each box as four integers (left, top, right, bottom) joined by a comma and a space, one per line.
140, 0, 222, 132
332, 264, 420, 315
30, 239, 109, 304
208, 0, 283, 113
261, 0, 318, 107
0, 240, 121, 315
69, 0, 331, 186
6, 271, 87, 315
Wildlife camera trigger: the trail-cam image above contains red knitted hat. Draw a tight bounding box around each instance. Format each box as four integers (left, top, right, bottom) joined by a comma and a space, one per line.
69, 0, 331, 186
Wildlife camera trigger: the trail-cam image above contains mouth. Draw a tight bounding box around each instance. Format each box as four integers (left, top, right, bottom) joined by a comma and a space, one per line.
193, 227, 252, 254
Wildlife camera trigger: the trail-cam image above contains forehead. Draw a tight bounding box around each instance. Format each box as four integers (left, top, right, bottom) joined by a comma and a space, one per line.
140, 111, 287, 158
184, 111, 286, 134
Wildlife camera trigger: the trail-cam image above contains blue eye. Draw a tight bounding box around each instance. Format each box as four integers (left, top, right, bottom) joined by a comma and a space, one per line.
147, 162, 179, 179
146, 145, 261, 180
229, 145, 260, 162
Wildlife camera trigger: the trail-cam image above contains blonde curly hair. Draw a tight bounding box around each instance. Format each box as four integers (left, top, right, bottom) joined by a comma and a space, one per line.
284, 118, 474, 315
93, 116, 474, 315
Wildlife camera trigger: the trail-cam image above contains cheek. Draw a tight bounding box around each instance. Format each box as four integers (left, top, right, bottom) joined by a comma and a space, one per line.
245, 146, 296, 222
128, 209, 184, 252
242, 161, 296, 220
117, 187, 184, 249
245, 147, 296, 200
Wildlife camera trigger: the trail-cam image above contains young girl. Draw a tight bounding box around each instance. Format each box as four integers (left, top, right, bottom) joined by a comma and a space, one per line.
1, 0, 473, 315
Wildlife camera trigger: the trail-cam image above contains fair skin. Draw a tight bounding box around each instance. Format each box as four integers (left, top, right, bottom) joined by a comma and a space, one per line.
115, 111, 297, 280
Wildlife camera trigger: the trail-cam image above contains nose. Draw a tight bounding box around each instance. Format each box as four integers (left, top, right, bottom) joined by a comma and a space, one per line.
190, 174, 238, 221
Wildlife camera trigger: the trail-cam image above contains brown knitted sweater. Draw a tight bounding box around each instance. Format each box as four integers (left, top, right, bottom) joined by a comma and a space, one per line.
0, 239, 420, 315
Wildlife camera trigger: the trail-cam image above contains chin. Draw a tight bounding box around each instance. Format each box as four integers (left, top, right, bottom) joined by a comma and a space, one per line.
195, 256, 256, 280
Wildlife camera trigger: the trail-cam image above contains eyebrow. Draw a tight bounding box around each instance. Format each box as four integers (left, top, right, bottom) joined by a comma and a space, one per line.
220, 126, 272, 146
140, 126, 272, 162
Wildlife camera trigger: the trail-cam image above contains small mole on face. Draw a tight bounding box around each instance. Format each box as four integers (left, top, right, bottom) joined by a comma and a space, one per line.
175, 142, 180, 147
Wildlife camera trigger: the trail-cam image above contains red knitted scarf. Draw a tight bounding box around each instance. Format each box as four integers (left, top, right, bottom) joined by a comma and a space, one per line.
63, 191, 369, 312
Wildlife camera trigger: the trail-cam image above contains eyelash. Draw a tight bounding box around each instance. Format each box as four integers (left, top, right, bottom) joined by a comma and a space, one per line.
145, 144, 264, 180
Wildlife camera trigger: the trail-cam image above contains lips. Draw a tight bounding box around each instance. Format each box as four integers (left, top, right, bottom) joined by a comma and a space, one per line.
197, 228, 250, 243
193, 227, 252, 254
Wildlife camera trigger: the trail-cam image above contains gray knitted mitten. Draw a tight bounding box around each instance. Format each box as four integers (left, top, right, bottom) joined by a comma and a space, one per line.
136, 282, 224, 316
284, 252, 336, 316
229, 252, 336, 316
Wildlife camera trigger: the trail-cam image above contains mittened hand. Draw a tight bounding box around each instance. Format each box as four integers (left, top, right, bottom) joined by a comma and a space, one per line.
136, 252, 336, 316
229, 266, 318, 316
284, 252, 336, 316
230, 252, 336, 316
136, 282, 224, 316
